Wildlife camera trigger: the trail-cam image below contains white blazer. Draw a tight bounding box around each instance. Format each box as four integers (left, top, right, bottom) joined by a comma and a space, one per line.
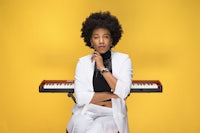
72, 51, 133, 133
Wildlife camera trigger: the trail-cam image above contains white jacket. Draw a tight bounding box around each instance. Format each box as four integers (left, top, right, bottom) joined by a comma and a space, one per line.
72, 51, 132, 133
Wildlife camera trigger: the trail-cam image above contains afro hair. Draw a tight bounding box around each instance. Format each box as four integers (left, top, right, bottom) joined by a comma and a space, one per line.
81, 11, 123, 48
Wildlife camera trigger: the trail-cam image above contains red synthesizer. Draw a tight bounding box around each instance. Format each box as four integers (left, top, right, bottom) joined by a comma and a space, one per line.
39, 80, 162, 93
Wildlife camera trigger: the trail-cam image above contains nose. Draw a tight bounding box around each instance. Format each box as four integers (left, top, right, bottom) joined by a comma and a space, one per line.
99, 37, 104, 43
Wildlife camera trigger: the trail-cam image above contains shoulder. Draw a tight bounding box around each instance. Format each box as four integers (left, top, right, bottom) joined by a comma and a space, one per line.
111, 51, 132, 66
111, 51, 130, 59
75, 54, 93, 69
77, 54, 92, 63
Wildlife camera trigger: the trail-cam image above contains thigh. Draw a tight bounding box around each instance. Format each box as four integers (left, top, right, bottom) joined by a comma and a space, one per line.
86, 116, 118, 133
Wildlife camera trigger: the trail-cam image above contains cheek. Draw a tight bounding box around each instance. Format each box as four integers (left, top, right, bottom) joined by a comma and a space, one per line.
92, 42, 98, 47
92, 43, 98, 49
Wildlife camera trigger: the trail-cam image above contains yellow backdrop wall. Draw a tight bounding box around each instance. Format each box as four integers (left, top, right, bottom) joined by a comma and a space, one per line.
1, 0, 200, 133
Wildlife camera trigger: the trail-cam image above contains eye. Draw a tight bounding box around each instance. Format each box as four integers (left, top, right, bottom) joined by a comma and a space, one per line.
92, 35, 99, 39
104, 35, 111, 39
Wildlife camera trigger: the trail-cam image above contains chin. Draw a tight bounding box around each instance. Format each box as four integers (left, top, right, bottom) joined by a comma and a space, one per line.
97, 49, 109, 54
98, 51, 107, 54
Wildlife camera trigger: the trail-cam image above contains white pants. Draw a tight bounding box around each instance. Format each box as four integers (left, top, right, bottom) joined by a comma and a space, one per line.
67, 104, 118, 133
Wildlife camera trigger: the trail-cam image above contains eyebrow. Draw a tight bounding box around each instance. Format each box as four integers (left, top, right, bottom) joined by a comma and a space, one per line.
92, 33, 111, 36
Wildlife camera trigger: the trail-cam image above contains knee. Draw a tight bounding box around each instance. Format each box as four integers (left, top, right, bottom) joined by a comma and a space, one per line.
67, 122, 88, 133
67, 114, 92, 133
86, 122, 103, 133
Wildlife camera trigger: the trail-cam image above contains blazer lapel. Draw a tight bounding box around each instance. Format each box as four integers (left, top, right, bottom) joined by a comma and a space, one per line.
111, 51, 118, 77
87, 55, 95, 85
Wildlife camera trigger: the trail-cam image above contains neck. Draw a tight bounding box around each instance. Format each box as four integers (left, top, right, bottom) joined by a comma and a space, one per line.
101, 50, 111, 60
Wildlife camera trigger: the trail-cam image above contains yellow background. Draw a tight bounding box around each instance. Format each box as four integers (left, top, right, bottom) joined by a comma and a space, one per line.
1, 0, 200, 133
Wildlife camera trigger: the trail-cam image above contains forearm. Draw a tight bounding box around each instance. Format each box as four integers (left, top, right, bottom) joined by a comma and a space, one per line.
90, 92, 118, 104
101, 71, 117, 91
94, 101, 112, 108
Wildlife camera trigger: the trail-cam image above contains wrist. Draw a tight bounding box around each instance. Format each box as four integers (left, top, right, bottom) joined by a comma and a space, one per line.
99, 66, 105, 71
100, 67, 109, 74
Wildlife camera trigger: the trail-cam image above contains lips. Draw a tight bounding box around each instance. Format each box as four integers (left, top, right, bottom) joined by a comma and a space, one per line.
98, 46, 105, 49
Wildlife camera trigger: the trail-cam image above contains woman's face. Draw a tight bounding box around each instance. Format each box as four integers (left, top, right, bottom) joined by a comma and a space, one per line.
90, 28, 112, 54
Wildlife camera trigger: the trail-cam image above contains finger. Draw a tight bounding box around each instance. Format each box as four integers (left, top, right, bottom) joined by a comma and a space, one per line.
91, 54, 97, 62
91, 56, 95, 62
93, 51, 100, 55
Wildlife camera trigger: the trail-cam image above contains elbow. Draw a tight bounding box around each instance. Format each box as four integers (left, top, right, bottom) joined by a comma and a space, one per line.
75, 91, 94, 106
114, 87, 131, 99
113, 81, 131, 99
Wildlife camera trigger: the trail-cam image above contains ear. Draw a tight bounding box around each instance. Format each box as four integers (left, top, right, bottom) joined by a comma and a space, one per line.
90, 41, 94, 48
110, 40, 113, 48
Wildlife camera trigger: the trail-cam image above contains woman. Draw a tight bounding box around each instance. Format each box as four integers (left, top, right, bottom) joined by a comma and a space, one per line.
67, 11, 133, 133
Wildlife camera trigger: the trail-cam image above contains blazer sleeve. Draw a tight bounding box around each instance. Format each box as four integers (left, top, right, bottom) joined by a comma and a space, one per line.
113, 54, 133, 99
74, 57, 95, 106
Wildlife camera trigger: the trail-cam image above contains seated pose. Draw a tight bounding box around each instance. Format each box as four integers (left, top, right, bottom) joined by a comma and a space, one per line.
67, 11, 133, 133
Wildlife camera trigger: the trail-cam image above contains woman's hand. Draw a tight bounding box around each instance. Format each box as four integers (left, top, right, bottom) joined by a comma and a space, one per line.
91, 51, 105, 71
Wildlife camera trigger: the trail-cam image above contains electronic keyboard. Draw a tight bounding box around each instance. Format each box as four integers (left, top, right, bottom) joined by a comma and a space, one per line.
39, 80, 162, 93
